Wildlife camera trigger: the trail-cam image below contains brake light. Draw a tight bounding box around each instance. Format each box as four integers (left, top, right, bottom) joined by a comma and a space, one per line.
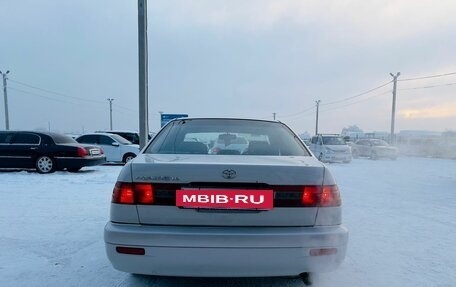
302, 186, 320, 206
112, 182, 134, 204
320, 185, 341, 207
77, 147, 88, 157
301, 185, 341, 207
111, 182, 154, 205
135, 183, 154, 204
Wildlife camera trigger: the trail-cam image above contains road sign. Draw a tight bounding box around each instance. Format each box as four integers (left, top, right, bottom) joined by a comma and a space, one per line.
160, 114, 188, 127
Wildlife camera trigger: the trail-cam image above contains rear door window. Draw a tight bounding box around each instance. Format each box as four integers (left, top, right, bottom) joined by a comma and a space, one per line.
0, 133, 12, 144
12, 133, 40, 145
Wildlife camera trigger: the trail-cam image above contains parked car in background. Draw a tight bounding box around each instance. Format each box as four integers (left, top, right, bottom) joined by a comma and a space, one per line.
309, 134, 352, 163
299, 136, 311, 147
208, 134, 249, 154
0, 131, 105, 173
76, 133, 139, 163
95, 130, 154, 145
104, 118, 348, 284
351, 139, 398, 160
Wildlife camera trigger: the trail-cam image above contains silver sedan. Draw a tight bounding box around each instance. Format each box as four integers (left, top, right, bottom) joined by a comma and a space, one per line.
104, 118, 348, 284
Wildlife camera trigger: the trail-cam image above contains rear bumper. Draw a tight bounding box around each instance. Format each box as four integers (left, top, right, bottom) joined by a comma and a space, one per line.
104, 222, 348, 277
322, 154, 352, 163
54, 156, 106, 169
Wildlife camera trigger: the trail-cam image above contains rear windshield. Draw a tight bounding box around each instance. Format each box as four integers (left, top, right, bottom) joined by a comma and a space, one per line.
145, 119, 310, 156
51, 133, 78, 144
322, 136, 346, 145
371, 139, 389, 146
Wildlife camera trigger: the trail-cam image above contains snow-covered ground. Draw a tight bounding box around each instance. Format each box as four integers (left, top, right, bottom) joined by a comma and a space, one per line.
0, 157, 455, 287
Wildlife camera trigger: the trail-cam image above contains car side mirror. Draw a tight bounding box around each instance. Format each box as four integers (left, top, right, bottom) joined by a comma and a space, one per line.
112, 142, 120, 147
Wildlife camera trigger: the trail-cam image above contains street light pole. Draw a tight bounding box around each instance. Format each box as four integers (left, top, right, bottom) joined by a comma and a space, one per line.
0, 70, 10, 130
315, 100, 321, 135
390, 72, 400, 145
107, 98, 114, 130
138, 0, 149, 149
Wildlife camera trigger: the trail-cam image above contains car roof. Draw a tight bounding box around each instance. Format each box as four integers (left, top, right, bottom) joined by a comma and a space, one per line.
78, 132, 115, 137
95, 130, 139, 134
317, 134, 341, 136
166, 117, 279, 124
0, 130, 68, 138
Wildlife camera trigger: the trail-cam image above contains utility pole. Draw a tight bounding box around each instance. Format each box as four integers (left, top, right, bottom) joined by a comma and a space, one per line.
390, 72, 400, 145
273, 112, 276, 120
107, 98, 114, 130
315, 100, 321, 135
138, 0, 149, 149
1, 70, 10, 130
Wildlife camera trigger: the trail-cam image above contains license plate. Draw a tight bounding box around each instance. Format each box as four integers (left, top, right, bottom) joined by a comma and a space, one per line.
176, 189, 273, 210
90, 149, 100, 155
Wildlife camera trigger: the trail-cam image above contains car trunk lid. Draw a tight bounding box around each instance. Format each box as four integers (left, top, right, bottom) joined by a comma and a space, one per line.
127, 154, 324, 227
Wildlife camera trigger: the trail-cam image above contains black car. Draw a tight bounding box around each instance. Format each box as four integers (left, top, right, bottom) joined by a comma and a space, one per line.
0, 131, 106, 173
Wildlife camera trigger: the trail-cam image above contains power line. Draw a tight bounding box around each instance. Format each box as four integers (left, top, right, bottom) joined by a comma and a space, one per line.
9, 78, 105, 104
320, 90, 391, 113
320, 80, 392, 106
10, 87, 136, 116
9, 79, 139, 113
398, 82, 456, 91
398, 71, 456, 82
279, 105, 315, 119
9, 86, 78, 104
113, 103, 137, 113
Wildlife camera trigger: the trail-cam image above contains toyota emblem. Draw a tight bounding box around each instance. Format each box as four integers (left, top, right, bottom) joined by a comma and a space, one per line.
222, 169, 237, 179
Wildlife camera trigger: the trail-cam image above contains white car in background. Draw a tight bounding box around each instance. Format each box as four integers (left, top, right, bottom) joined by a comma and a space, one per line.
104, 118, 348, 285
76, 133, 139, 163
351, 139, 398, 160
208, 134, 249, 154
309, 134, 352, 163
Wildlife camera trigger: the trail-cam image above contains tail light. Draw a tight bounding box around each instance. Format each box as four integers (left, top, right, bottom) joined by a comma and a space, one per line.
301, 185, 341, 207
112, 182, 134, 204
302, 186, 320, 206
111, 182, 341, 207
320, 185, 341, 207
134, 183, 154, 204
112, 182, 154, 205
77, 147, 88, 157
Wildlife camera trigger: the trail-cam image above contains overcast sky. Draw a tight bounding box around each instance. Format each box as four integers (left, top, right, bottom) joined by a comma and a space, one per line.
1, 0, 455, 135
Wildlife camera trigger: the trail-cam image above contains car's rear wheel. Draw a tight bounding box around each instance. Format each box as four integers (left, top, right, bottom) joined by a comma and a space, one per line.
35, 156, 56, 174
370, 151, 378, 160
300, 272, 313, 286
123, 153, 136, 164
352, 149, 359, 158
